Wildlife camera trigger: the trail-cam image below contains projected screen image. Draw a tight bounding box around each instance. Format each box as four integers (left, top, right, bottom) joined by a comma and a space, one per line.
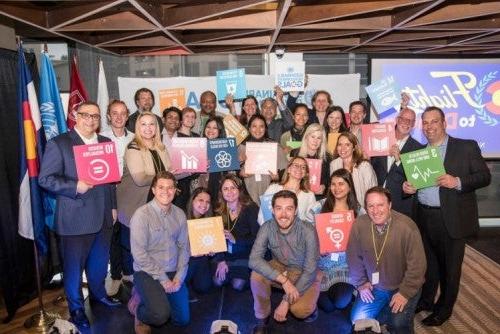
371, 58, 500, 158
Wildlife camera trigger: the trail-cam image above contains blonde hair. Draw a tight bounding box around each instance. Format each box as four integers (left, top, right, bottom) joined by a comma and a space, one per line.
298, 123, 327, 160
280, 156, 311, 192
133, 111, 165, 151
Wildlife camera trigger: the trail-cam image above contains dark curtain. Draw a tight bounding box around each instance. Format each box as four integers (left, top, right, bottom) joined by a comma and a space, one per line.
0, 47, 39, 321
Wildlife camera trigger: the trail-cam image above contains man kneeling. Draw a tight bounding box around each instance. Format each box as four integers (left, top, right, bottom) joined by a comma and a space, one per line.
129, 171, 190, 333
249, 190, 321, 334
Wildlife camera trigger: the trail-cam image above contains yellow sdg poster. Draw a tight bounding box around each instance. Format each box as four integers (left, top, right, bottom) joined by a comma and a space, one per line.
187, 216, 227, 256
159, 88, 186, 110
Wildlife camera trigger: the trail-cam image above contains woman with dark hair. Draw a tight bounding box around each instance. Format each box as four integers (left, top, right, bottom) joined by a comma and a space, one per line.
323, 105, 348, 135
280, 103, 310, 154
184, 187, 214, 299
238, 114, 288, 205
305, 168, 364, 314
261, 87, 294, 142
330, 132, 377, 207
212, 175, 259, 291
225, 94, 260, 127
286, 89, 333, 125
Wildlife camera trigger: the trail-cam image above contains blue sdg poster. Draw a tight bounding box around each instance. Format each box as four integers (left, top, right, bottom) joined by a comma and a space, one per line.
216, 68, 246, 101
207, 138, 240, 173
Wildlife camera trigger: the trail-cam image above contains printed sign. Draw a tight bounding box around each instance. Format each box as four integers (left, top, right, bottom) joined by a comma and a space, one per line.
315, 210, 355, 254
275, 61, 306, 92
245, 142, 278, 175
365, 75, 400, 119
306, 158, 322, 193
187, 216, 227, 256
207, 138, 239, 173
286, 140, 302, 150
223, 114, 249, 146
159, 88, 186, 110
400, 147, 446, 189
73, 142, 120, 185
361, 123, 396, 157
171, 137, 208, 173
327, 133, 341, 155
216, 69, 246, 101
259, 193, 274, 224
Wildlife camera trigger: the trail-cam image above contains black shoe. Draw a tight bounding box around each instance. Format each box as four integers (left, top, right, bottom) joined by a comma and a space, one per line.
90, 295, 121, 307
422, 312, 449, 326
303, 308, 318, 323
70, 308, 90, 328
415, 303, 433, 314
252, 317, 269, 334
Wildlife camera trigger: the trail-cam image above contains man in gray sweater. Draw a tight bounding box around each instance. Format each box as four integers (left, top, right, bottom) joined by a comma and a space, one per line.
347, 186, 426, 334
249, 190, 321, 334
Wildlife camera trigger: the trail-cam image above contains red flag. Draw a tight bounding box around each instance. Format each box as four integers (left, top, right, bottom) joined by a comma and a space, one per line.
66, 55, 88, 129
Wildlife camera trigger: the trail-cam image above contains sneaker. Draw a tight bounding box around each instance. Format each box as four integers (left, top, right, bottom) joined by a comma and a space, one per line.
303, 308, 318, 323
128, 287, 141, 316
106, 279, 122, 296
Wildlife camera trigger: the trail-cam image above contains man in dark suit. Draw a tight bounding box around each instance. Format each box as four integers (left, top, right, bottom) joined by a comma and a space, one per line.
39, 102, 120, 329
371, 107, 424, 220
403, 106, 491, 326
126, 87, 163, 133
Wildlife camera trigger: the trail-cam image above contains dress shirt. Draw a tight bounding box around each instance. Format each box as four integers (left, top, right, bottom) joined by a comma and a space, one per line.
73, 127, 98, 145
100, 128, 135, 176
418, 135, 449, 206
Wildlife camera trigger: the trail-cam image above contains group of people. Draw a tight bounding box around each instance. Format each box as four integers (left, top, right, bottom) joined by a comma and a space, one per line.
38, 85, 491, 334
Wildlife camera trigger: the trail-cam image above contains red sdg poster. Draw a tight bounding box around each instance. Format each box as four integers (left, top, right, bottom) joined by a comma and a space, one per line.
315, 210, 355, 254
73, 142, 120, 185
171, 137, 208, 173
361, 123, 396, 157
305, 158, 322, 193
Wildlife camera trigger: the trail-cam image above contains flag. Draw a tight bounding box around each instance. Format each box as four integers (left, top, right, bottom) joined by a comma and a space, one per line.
39, 51, 68, 231
97, 59, 110, 133
18, 45, 48, 255
66, 55, 88, 129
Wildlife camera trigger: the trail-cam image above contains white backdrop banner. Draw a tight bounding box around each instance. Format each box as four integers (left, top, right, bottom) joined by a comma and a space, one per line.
118, 74, 360, 117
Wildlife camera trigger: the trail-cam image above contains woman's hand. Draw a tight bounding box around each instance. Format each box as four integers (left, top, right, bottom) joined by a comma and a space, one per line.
215, 261, 229, 282
224, 229, 236, 244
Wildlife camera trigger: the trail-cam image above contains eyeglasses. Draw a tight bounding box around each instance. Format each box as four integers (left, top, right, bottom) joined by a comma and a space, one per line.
78, 112, 101, 121
290, 163, 307, 171
397, 116, 415, 125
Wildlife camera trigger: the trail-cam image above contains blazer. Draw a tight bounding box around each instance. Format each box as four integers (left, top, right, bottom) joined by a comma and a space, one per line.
38, 130, 117, 236
439, 136, 491, 239
371, 135, 424, 219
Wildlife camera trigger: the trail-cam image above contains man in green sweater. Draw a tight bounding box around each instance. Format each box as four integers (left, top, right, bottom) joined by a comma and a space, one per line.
347, 186, 426, 334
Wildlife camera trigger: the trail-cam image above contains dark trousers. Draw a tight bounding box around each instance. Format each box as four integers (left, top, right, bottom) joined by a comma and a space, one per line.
317, 282, 355, 312
417, 205, 465, 318
59, 225, 112, 312
134, 271, 189, 327
109, 222, 133, 280
185, 257, 212, 294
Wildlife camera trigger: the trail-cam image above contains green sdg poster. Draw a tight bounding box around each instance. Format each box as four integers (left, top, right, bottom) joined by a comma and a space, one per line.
401, 147, 446, 189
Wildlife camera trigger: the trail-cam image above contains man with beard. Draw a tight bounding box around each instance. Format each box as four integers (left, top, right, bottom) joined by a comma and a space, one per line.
126, 88, 164, 133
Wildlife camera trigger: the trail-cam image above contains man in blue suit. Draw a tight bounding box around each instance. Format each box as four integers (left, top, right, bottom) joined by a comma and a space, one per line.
39, 102, 120, 329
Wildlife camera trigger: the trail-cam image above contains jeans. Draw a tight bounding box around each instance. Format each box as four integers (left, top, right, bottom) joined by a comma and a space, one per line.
134, 271, 190, 327
110, 222, 134, 280
351, 287, 421, 334
185, 256, 212, 294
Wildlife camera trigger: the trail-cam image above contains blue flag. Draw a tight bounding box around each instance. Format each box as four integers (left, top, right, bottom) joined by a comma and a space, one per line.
39, 52, 67, 230
18, 45, 48, 255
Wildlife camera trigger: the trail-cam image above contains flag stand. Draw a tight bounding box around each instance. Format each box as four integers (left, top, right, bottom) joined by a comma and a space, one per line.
23, 242, 61, 333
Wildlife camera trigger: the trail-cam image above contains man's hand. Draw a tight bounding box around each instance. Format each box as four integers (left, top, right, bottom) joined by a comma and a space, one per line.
389, 292, 408, 313
401, 92, 410, 109
358, 282, 374, 303
282, 280, 300, 304
437, 174, 459, 189
76, 180, 93, 194
273, 300, 290, 322
112, 209, 117, 223
402, 181, 417, 195
215, 261, 229, 282
389, 144, 401, 162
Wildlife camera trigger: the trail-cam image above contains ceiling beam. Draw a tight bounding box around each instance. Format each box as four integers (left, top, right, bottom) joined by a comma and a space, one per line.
57, 11, 156, 31
49, 1, 126, 30
266, 0, 292, 53
96, 29, 161, 46
181, 29, 271, 44
286, 15, 392, 30
415, 30, 500, 53
171, 10, 276, 30
187, 35, 271, 46
277, 30, 377, 43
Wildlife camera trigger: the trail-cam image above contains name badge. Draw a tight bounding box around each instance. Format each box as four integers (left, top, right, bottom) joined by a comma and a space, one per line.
330, 253, 340, 262
371, 271, 379, 285
227, 241, 233, 254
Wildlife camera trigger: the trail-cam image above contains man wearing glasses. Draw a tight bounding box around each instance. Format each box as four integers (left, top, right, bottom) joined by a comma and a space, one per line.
371, 97, 424, 220
39, 102, 120, 329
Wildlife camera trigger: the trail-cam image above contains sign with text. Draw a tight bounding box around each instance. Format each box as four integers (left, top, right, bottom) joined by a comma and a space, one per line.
245, 142, 278, 175
171, 137, 208, 173
73, 142, 120, 185
306, 158, 322, 193
275, 61, 306, 92
223, 114, 249, 145
159, 88, 186, 110
286, 140, 302, 150
361, 123, 396, 157
187, 216, 227, 256
400, 147, 446, 189
216, 69, 246, 101
365, 76, 400, 119
327, 132, 341, 155
260, 193, 274, 224
315, 210, 355, 254
207, 138, 239, 173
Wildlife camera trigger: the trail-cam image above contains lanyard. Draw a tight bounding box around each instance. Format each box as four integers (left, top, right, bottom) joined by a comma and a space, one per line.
371, 221, 391, 269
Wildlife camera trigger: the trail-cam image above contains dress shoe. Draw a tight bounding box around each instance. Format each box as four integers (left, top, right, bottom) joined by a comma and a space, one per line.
90, 295, 121, 307
70, 308, 90, 328
422, 312, 449, 326
303, 308, 318, 323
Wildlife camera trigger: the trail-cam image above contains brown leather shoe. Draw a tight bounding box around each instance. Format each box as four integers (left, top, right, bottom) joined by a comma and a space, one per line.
134, 316, 151, 334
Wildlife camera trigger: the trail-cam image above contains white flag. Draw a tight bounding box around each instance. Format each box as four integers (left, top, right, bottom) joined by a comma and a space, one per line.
97, 59, 110, 132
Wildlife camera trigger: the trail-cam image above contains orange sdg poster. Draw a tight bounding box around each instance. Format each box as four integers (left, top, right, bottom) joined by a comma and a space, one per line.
159, 88, 186, 110
187, 216, 227, 256
315, 210, 355, 254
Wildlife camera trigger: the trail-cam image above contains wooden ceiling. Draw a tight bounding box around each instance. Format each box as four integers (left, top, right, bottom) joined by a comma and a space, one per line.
1, 0, 499, 55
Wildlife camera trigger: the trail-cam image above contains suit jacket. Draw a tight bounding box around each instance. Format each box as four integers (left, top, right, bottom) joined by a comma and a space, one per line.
439, 136, 491, 239
371, 135, 424, 219
39, 130, 117, 236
